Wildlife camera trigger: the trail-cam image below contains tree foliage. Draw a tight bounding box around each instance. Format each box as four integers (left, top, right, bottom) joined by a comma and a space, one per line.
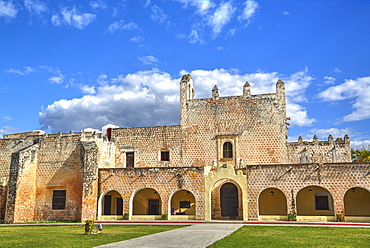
351, 149, 370, 162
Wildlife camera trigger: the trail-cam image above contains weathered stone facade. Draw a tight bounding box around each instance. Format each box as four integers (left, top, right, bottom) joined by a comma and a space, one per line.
0, 74, 368, 223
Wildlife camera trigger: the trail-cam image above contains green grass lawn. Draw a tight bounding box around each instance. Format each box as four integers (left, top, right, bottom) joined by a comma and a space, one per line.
0, 224, 185, 248
210, 226, 370, 248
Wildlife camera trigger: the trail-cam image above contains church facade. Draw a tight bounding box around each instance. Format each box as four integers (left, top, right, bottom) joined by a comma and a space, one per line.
1, 74, 369, 223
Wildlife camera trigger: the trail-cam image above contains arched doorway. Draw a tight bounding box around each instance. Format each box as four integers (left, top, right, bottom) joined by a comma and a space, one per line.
220, 183, 238, 219
98, 190, 123, 220
296, 186, 335, 222
170, 189, 196, 220
344, 187, 370, 222
258, 188, 287, 221
131, 188, 162, 220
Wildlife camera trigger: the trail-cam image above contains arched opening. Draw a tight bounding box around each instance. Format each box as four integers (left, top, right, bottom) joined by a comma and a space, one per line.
223, 142, 233, 158
344, 187, 370, 222
98, 190, 123, 220
258, 188, 287, 221
221, 183, 238, 218
211, 180, 243, 220
170, 190, 196, 220
131, 188, 162, 220
296, 186, 335, 222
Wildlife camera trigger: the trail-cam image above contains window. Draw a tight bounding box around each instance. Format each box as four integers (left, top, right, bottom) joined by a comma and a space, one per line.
161, 151, 170, 161
223, 142, 233, 158
52, 190, 66, 210
315, 194, 330, 210
126, 152, 134, 168
180, 201, 190, 208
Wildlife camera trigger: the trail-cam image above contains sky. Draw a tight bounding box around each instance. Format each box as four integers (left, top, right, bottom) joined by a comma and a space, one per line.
0, 0, 369, 149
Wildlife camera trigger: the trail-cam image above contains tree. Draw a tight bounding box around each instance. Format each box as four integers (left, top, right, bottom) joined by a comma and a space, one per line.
351, 149, 370, 162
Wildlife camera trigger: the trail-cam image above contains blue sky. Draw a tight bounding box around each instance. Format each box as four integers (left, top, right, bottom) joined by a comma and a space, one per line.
0, 0, 369, 148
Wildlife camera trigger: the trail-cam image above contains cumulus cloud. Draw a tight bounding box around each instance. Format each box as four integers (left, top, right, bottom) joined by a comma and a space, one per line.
48, 76, 64, 84
0, 0, 18, 19
238, 0, 258, 22
24, 0, 47, 15
39, 68, 316, 133
138, 56, 160, 66
209, 1, 235, 35
317, 76, 370, 122
51, 7, 96, 29
108, 20, 138, 34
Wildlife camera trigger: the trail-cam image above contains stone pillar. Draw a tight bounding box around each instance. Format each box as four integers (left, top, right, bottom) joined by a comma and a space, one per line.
81, 141, 99, 221
5, 145, 38, 223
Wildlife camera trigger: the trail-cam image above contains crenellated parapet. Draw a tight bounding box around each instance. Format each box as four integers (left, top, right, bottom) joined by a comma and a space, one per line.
287, 135, 351, 164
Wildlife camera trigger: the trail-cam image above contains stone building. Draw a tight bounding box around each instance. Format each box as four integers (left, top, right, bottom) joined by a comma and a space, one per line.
0, 74, 369, 223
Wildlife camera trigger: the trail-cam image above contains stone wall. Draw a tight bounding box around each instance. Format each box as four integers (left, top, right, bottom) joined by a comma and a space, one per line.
112, 126, 185, 167
287, 135, 351, 163
180, 75, 289, 166
247, 162, 370, 220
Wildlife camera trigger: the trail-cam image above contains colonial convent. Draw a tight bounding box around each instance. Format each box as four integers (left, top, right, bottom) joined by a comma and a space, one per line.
1, 74, 369, 223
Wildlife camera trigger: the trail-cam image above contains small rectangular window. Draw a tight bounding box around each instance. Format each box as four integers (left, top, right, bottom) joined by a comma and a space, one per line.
180, 201, 190, 208
126, 152, 134, 168
161, 151, 170, 161
315, 195, 329, 210
52, 190, 66, 210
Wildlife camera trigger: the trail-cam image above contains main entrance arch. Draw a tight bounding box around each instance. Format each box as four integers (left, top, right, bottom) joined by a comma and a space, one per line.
220, 183, 238, 219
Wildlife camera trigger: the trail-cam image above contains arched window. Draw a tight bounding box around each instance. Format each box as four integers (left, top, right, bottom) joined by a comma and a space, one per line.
223, 142, 233, 158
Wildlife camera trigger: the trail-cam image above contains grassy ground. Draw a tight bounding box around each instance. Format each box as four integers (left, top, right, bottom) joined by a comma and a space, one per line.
210, 226, 370, 247
0, 224, 185, 248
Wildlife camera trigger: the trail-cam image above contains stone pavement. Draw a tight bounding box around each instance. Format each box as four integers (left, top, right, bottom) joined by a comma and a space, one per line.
94, 223, 243, 248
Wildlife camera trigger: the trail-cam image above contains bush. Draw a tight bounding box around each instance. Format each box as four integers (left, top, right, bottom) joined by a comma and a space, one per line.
84, 220, 94, 234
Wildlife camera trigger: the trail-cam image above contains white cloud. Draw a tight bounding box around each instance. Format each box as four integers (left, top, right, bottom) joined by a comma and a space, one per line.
151, 5, 168, 23
108, 20, 138, 33
209, 1, 235, 35
48, 76, 64, 84
80, 85, 96, 95
39, 68, 316, 133
317, 76, 370, 122
283, 11, 290, 16
323, 76, 336, 85
0, 0, 17, 19
51, 7, 96, 29
6, 66, 36, 75
130, 36, 144, 43
24, 0, 47, 15
188, 29, 204, 44
334, 68, 341, 73
90, 1, 106, 10
176, 0, 214, 15
138, 56, 160, 65
238, 0, 258, 22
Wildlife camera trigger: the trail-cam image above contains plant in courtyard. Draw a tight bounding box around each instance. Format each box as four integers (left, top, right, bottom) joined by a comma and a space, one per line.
337, 214, 345, 222
84, 220, 95, 234
288, 211, 297, 221
123, 213, 129, 219
161, 213, 168, 220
